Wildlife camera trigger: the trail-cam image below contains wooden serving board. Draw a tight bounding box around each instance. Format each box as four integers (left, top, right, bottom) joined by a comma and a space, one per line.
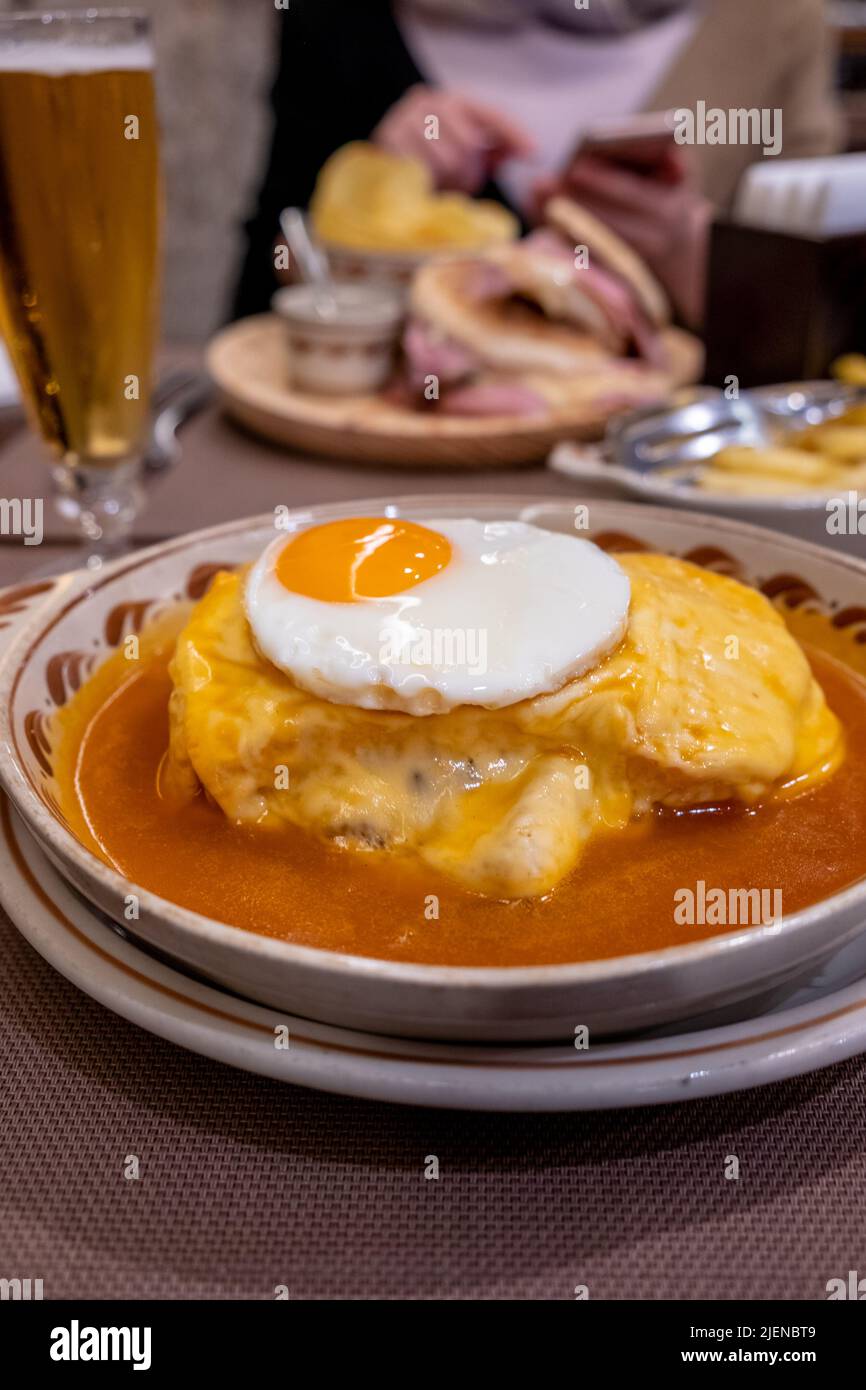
206, 313, 704, 469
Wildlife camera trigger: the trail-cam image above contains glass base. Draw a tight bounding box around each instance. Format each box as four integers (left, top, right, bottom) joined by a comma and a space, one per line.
52, 457, 144, 567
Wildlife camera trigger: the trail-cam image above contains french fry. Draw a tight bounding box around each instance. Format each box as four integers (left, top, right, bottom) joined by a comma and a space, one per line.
829, 405, 866, 427
709, 445, 838, 483
697, 471, 817, 496
832, 353, 866, 386
836, 461, 866, 488
798, 426, 866, 462
699, 453, 866, 497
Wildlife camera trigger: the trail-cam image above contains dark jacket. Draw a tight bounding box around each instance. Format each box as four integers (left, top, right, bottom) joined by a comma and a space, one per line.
230, 0, 511, 320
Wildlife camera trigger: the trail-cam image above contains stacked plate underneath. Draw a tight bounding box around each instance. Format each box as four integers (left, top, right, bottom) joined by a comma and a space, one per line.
2, 497, 866, 1109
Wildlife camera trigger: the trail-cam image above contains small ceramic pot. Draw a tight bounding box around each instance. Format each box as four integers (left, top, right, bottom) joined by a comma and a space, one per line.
272, 284, 404, 395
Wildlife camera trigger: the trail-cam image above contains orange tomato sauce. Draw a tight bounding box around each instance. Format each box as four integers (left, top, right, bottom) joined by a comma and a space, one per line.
54, 639, 866, 967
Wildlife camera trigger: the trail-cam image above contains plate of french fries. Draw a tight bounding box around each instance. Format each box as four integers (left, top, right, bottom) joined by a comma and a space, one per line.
692, 362, 866, 500
694, 407, 866, 498
549, 377, 866, 554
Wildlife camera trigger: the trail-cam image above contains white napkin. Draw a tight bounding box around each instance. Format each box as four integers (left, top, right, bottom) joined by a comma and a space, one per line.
734, 153, 866, 237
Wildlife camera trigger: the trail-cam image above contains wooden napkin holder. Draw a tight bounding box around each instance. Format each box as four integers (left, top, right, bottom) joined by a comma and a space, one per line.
703, 220, 866, 388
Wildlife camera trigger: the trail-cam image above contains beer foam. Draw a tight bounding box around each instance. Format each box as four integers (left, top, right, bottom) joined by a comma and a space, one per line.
0, 41, 153, 74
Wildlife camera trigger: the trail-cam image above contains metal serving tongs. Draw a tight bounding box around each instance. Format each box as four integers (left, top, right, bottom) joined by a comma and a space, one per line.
549, 383, 866, 499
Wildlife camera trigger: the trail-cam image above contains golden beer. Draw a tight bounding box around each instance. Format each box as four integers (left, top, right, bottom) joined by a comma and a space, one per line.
0, 33, 160, 467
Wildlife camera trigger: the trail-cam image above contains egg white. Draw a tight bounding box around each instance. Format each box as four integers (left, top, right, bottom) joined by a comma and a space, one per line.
244, 518, 630, 714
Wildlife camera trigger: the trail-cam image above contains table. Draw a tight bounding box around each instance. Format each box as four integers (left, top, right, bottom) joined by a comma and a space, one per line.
0, 356, 586, 586
1, 384, 864, 1300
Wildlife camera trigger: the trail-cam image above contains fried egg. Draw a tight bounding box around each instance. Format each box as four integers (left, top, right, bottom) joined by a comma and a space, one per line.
244, 517, 631, 714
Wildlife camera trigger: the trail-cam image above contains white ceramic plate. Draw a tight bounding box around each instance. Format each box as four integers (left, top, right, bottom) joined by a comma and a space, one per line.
4, 795, 866, 1111
2, 500, 866, 1042
549, 439, 866, 556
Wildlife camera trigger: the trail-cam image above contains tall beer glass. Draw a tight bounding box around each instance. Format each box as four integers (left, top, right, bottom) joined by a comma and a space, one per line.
0, 10, 160, 560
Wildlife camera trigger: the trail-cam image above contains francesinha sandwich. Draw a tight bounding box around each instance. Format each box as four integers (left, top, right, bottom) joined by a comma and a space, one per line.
163, 518, 842, 900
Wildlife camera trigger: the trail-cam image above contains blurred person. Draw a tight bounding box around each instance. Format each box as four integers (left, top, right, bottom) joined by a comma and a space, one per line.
232, 0, 840, 328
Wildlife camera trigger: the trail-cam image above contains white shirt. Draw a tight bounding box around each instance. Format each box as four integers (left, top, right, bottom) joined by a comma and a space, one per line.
397, 5, 699, 211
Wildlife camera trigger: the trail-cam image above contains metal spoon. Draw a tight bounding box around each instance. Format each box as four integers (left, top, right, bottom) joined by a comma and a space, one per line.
278, 207, 339, 320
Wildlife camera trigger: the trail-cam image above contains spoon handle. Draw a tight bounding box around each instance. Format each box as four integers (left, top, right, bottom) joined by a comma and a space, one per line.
279, 207, 331, 286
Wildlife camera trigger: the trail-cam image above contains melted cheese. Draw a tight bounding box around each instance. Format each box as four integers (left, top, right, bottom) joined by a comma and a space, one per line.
164, 556, 843, 899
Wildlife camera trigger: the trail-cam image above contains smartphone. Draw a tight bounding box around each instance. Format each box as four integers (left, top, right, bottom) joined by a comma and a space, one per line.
578, 112, 678, 173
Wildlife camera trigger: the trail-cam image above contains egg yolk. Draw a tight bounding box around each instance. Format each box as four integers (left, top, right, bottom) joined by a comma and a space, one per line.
275, 517, 452, 602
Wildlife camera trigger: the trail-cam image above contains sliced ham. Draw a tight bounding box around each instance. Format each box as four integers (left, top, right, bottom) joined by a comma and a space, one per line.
402, 318, 480, 395
521, 227, 573, 261
439, 381, 550, 418
510, 226, 667, 366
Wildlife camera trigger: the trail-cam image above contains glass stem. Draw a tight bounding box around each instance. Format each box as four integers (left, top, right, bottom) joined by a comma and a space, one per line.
52, 457, 144, 563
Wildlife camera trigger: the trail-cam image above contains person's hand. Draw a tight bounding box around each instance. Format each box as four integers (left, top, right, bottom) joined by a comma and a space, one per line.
372, 85, 534, 194
534, 152, 714, 329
